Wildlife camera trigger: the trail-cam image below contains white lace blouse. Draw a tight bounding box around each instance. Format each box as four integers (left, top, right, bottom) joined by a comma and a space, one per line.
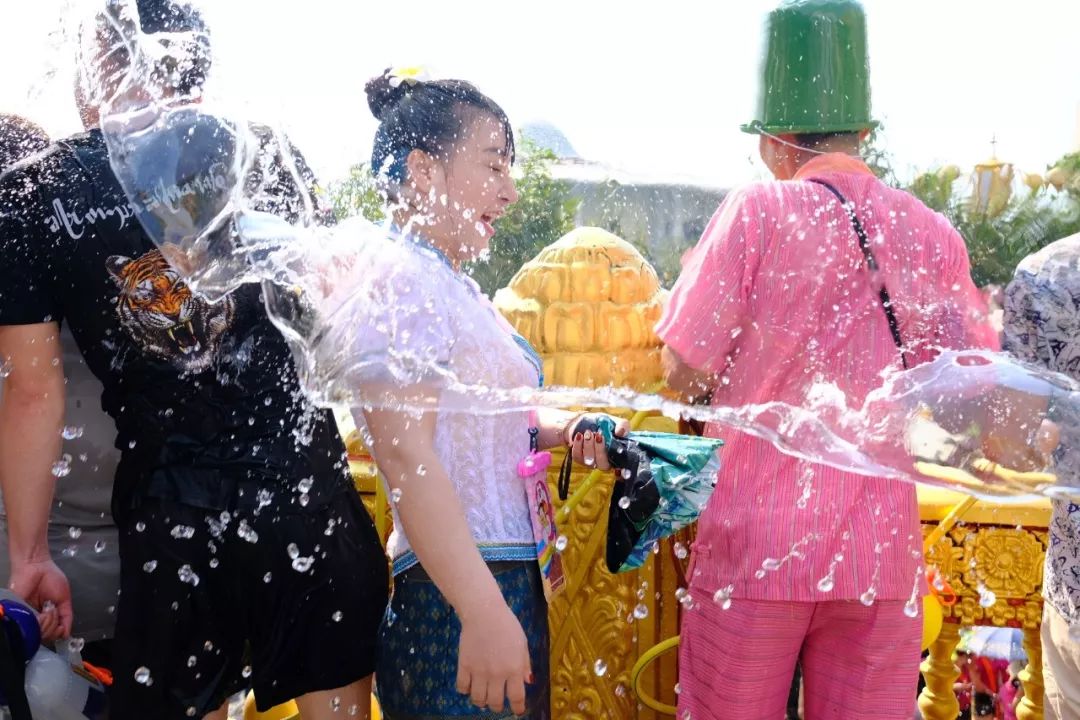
338, 230, 543, 575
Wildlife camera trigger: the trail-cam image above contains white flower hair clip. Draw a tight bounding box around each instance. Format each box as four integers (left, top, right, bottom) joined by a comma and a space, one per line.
388, 66, 433, 88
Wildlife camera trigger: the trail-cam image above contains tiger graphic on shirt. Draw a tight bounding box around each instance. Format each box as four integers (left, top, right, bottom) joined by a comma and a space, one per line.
106, 249, 235, 374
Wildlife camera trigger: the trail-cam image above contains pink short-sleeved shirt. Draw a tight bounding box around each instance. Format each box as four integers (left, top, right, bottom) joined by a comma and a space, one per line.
657, 154, 998, 602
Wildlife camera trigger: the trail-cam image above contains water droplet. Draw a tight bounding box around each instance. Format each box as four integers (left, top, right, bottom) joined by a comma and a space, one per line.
178, 565, 200, 586
713, 585, 734, 610
68, 526, 83, 540
61, 425, 84, 440
299, 493, 310, 507
237, 519, 259, 544
0, 358, 13, 378
618, 496, 631, 510
135, 522, 146, 533
204, 641, 213, 651
61, 545, 77, 558
332, 611, 343, 623
52, 455, 72, 478
859, 588, 877, 606
297, 477, 314, 494
674, 543, 689, 560
593, 659, 608, 677
264, 397, 273, 406
134, 667, 152, 685
761, 557, 782, 572
977, 584, 997, 608
416, 464, 427, 476
94, 540, 106, 553
754, 569, 767, 579
674, 683, 682, 695
264, 572, 272, 583
633, 604, 649, 620
348, 705, 359, 717
816, 575, 835, 593
903, 599, 920, 618
70, 637, 86, 653
187, 707, 197, 717
621, 469, 632, 479
555, 535, 568, 552
391, 488, 403, 503
292, 556, 314, 573
287, 543, 300, 559
209, 558, 219, 569
615, 684, 627, 697
171, 525, 196, 540
675, 587, 688, 602
330, 696, 341, 712
143, 560, 158, 573
242, 665, 252, 678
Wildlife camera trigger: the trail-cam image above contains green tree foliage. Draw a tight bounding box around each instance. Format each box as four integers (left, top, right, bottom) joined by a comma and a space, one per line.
466, 140, 580, 296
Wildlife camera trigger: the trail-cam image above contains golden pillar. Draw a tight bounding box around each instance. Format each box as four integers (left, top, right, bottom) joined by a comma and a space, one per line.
919, 621, 962, 720
495, 227, 677, 719
1017, 627, 1044, 720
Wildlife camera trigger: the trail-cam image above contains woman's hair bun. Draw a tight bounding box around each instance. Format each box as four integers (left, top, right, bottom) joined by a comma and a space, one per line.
365, 69, 409, 121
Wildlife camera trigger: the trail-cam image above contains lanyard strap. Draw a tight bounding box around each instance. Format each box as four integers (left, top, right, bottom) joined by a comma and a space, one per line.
807, 178, 909, 370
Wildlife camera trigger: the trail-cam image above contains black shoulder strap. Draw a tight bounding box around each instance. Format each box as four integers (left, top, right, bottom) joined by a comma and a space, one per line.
807, 178, 909, 370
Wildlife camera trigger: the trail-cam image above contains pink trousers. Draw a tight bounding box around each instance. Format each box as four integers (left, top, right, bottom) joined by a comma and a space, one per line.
677, 597, 921, 720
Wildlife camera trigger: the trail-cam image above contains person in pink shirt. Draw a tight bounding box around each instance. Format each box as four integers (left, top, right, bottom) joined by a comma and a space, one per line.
656, 1, 997, 718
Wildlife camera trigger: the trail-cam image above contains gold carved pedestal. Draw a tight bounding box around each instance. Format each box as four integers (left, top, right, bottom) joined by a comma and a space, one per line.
918, 486, 1051, 720
496, 227, 680, 719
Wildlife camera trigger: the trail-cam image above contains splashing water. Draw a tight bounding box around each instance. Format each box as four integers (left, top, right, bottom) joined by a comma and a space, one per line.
712, 585, 734, 610
977, 583, 998, 608
61, 425, 85, 440
51, 455, 73, 479
171, 525, 196, 540
177, 565, 200, 586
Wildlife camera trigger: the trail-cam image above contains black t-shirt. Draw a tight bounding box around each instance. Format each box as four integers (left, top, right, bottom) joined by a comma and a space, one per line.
0, 129, 349, 519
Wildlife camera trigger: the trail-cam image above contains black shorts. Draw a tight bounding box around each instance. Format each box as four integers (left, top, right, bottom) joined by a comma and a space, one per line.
110, 489, 389, 719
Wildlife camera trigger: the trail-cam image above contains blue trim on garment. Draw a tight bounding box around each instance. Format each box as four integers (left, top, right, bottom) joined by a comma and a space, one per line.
392, 543, 537, 577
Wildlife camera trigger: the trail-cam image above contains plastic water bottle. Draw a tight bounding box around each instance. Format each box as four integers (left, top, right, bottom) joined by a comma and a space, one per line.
0, 591, 106, 720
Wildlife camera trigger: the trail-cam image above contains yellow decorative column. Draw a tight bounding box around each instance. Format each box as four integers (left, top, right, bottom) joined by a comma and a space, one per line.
495, 227, 677, 719
1017, 627, 1044, 720
919, 621, 962, 720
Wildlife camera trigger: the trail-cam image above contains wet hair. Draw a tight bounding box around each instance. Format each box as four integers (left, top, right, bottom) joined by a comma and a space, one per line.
792, 131, 861, 150
89, 0, 212, 98
0, 114, 50, 172
365, 69, 515, 186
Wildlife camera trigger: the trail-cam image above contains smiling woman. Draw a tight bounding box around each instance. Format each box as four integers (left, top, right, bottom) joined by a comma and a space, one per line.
364, 67, 519, 266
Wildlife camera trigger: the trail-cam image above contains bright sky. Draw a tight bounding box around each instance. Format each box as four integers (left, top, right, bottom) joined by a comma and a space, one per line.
3, 0, 1078, 189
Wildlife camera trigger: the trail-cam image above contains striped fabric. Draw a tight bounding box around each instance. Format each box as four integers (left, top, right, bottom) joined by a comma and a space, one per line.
658, 153, 998, 603
677, 597, 921, 720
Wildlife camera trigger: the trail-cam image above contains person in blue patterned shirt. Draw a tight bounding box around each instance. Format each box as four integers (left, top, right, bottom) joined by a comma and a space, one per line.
1003, 233, 1080, 720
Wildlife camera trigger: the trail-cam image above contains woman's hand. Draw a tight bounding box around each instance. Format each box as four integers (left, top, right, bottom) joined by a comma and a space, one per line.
456, 601, 532, 715
566, 414, 630, 470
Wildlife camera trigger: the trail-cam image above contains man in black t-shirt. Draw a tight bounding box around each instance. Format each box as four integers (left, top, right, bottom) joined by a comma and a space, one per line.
0, 3, 387, 719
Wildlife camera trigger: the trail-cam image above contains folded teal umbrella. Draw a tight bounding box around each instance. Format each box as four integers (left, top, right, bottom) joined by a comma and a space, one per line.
558, 417, 723, 574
